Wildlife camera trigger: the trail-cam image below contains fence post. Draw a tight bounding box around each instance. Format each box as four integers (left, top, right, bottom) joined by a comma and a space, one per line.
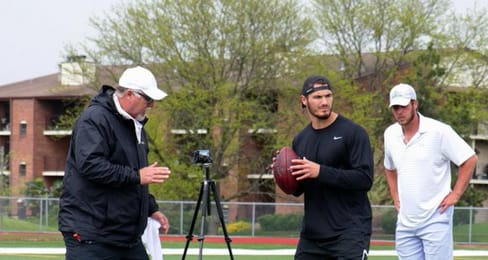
180, 201, 184, 235
39, 197, 43, 230
251, 202, 256, 237
468, 206, 473, 244
44, 197, 49, 228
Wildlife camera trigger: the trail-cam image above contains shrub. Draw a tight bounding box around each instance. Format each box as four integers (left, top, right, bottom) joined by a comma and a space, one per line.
225, 220, 251, 234
258, 213, 302, 232
380, 209, 397, 234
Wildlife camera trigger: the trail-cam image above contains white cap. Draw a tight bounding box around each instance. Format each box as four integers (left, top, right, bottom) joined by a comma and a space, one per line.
118, 66, 167, 100
389, 83, 416, 108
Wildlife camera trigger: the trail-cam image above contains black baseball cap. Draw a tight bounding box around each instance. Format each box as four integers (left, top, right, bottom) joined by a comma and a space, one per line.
301, 75, 333, 96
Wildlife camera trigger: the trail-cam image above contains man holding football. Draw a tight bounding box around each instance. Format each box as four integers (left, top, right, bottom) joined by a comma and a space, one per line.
286, 75, 374, 259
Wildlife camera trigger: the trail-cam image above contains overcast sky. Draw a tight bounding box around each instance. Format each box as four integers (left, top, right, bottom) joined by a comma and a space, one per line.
0, 0, 122, 85
0, 0, 486, 86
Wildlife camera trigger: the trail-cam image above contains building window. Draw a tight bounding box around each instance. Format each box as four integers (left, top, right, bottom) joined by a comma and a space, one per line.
19, 162, 26, 177
20, 120, 27, 137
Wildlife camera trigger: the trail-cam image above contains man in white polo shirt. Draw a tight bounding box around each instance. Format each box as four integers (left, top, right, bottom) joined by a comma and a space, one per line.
383, 83, 478, 260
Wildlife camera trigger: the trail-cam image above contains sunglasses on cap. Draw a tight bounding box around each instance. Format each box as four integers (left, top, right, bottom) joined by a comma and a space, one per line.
133, 90, 153, 103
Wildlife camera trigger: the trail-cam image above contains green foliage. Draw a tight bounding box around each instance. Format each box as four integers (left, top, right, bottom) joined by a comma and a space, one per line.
311, 0, 449, 83
453, 208, 471, 226
70, 0, 488, 206
49, 180, 63, 198
86, 0, 314, 201
0, 175, 8, 196
21, 179, 62, 218
163, 206, 203, 235
452, 168, 488, 210
438, 89, 488, 136
23, 178, 62, 198
257, 213, 302, 232
407, 42, 488, 137
148, 163, 201, 201
53, 97, 91, 130
369, 175, 394, 205
380, 209, 397, 234
23, 178, 49, 197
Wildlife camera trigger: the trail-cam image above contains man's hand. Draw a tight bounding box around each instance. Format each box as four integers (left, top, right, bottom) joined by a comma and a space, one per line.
140, 162, 171, 185
289, 157, 320, 180
439, 191, 460, 214
151, 211, 170, 234
269, 149, 280, 171
393, 199, 400, 212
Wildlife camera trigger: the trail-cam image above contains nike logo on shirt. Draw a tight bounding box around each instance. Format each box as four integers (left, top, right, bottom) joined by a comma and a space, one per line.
333, 136, 343, 140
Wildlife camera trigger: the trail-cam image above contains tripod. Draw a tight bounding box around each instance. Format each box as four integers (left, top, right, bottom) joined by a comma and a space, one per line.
182, 163, 234, 260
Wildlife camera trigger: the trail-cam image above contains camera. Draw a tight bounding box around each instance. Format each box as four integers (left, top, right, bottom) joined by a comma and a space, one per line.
192, 149, 212, 164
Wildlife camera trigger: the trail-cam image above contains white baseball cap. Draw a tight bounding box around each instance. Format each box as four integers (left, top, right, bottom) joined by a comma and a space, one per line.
389, 83, 416, 108
118, 66, 168, 100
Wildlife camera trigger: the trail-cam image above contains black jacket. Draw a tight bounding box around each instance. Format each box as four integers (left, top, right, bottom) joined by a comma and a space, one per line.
58, 85, 159, 247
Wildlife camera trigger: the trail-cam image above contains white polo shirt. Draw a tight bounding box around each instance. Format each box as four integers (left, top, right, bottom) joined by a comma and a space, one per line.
384, 113, 474, 227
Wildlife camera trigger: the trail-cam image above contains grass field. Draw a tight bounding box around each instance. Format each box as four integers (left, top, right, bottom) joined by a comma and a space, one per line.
1, 216, 488, 260
0, 256, 399, 260
1, 240, 488, 260
1, 251, 488, 260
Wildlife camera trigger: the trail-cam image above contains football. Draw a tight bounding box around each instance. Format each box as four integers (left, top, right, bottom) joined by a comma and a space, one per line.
272, 147, 300, 194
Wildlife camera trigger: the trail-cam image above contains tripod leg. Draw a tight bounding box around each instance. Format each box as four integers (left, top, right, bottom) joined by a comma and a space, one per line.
182, 181, 204, 260
210, 181, 234, 260
197, 180, 210, 260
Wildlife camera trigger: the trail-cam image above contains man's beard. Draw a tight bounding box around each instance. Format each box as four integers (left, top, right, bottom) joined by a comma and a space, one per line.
398, 106, 415, 126
135, 113, 146, 122
308, 106, 331, 120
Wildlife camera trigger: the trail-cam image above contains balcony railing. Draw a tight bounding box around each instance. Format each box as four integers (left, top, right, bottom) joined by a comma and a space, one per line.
43, 129, 72, 136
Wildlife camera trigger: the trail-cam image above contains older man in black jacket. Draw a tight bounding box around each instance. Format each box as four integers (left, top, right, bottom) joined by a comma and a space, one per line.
59, 66, 171, 260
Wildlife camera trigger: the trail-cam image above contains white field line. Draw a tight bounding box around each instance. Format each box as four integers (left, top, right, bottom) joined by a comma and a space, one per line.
1, 248, 488, 256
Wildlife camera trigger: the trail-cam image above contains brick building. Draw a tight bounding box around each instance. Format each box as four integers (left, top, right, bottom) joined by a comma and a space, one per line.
1, 55, 487, 220
0, 61, 100, 198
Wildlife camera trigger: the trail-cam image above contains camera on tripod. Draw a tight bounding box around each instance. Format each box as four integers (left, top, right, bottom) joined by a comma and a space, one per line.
192, 149, 212, 164
183, 148, 234, 259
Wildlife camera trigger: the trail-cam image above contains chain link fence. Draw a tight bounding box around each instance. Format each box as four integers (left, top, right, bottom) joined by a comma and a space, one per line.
0, 196, 487, 244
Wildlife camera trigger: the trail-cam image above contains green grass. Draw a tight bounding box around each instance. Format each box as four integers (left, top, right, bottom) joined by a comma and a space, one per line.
454, 222, 488, 243
0, 257, 403, 260
0, 253, 487, 260
1, 217, 488, 259
0, 255, 284, 260
1, 241, 488, 260
0, 216, 57, 232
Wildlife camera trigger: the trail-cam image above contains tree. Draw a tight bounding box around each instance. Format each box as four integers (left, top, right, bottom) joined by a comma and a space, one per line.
436, 2, 488, 89
0, 175, 8, 196
80, 0, 314, 201
310, 0, 488, 204
407, 43, 488, 207
311, 0, 448, 88
65, 0, 488, 205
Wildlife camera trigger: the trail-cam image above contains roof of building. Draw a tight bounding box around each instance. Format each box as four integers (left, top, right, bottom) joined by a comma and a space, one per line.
0, 74, 98, 100
0, 64, 125, 100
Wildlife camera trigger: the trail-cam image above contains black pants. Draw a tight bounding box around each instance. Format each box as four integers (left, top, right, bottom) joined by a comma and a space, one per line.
295, 231, 370, 260
63, 233, 149, 260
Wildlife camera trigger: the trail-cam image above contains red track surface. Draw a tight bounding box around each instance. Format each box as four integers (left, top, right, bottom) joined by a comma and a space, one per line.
163, 235, 298, 245
162, 235, 395, 246
0, 232, 395, 246
5, 232, 488, 250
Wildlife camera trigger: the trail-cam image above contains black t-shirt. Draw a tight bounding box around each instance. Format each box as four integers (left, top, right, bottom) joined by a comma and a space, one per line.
292, 114, 373, 239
